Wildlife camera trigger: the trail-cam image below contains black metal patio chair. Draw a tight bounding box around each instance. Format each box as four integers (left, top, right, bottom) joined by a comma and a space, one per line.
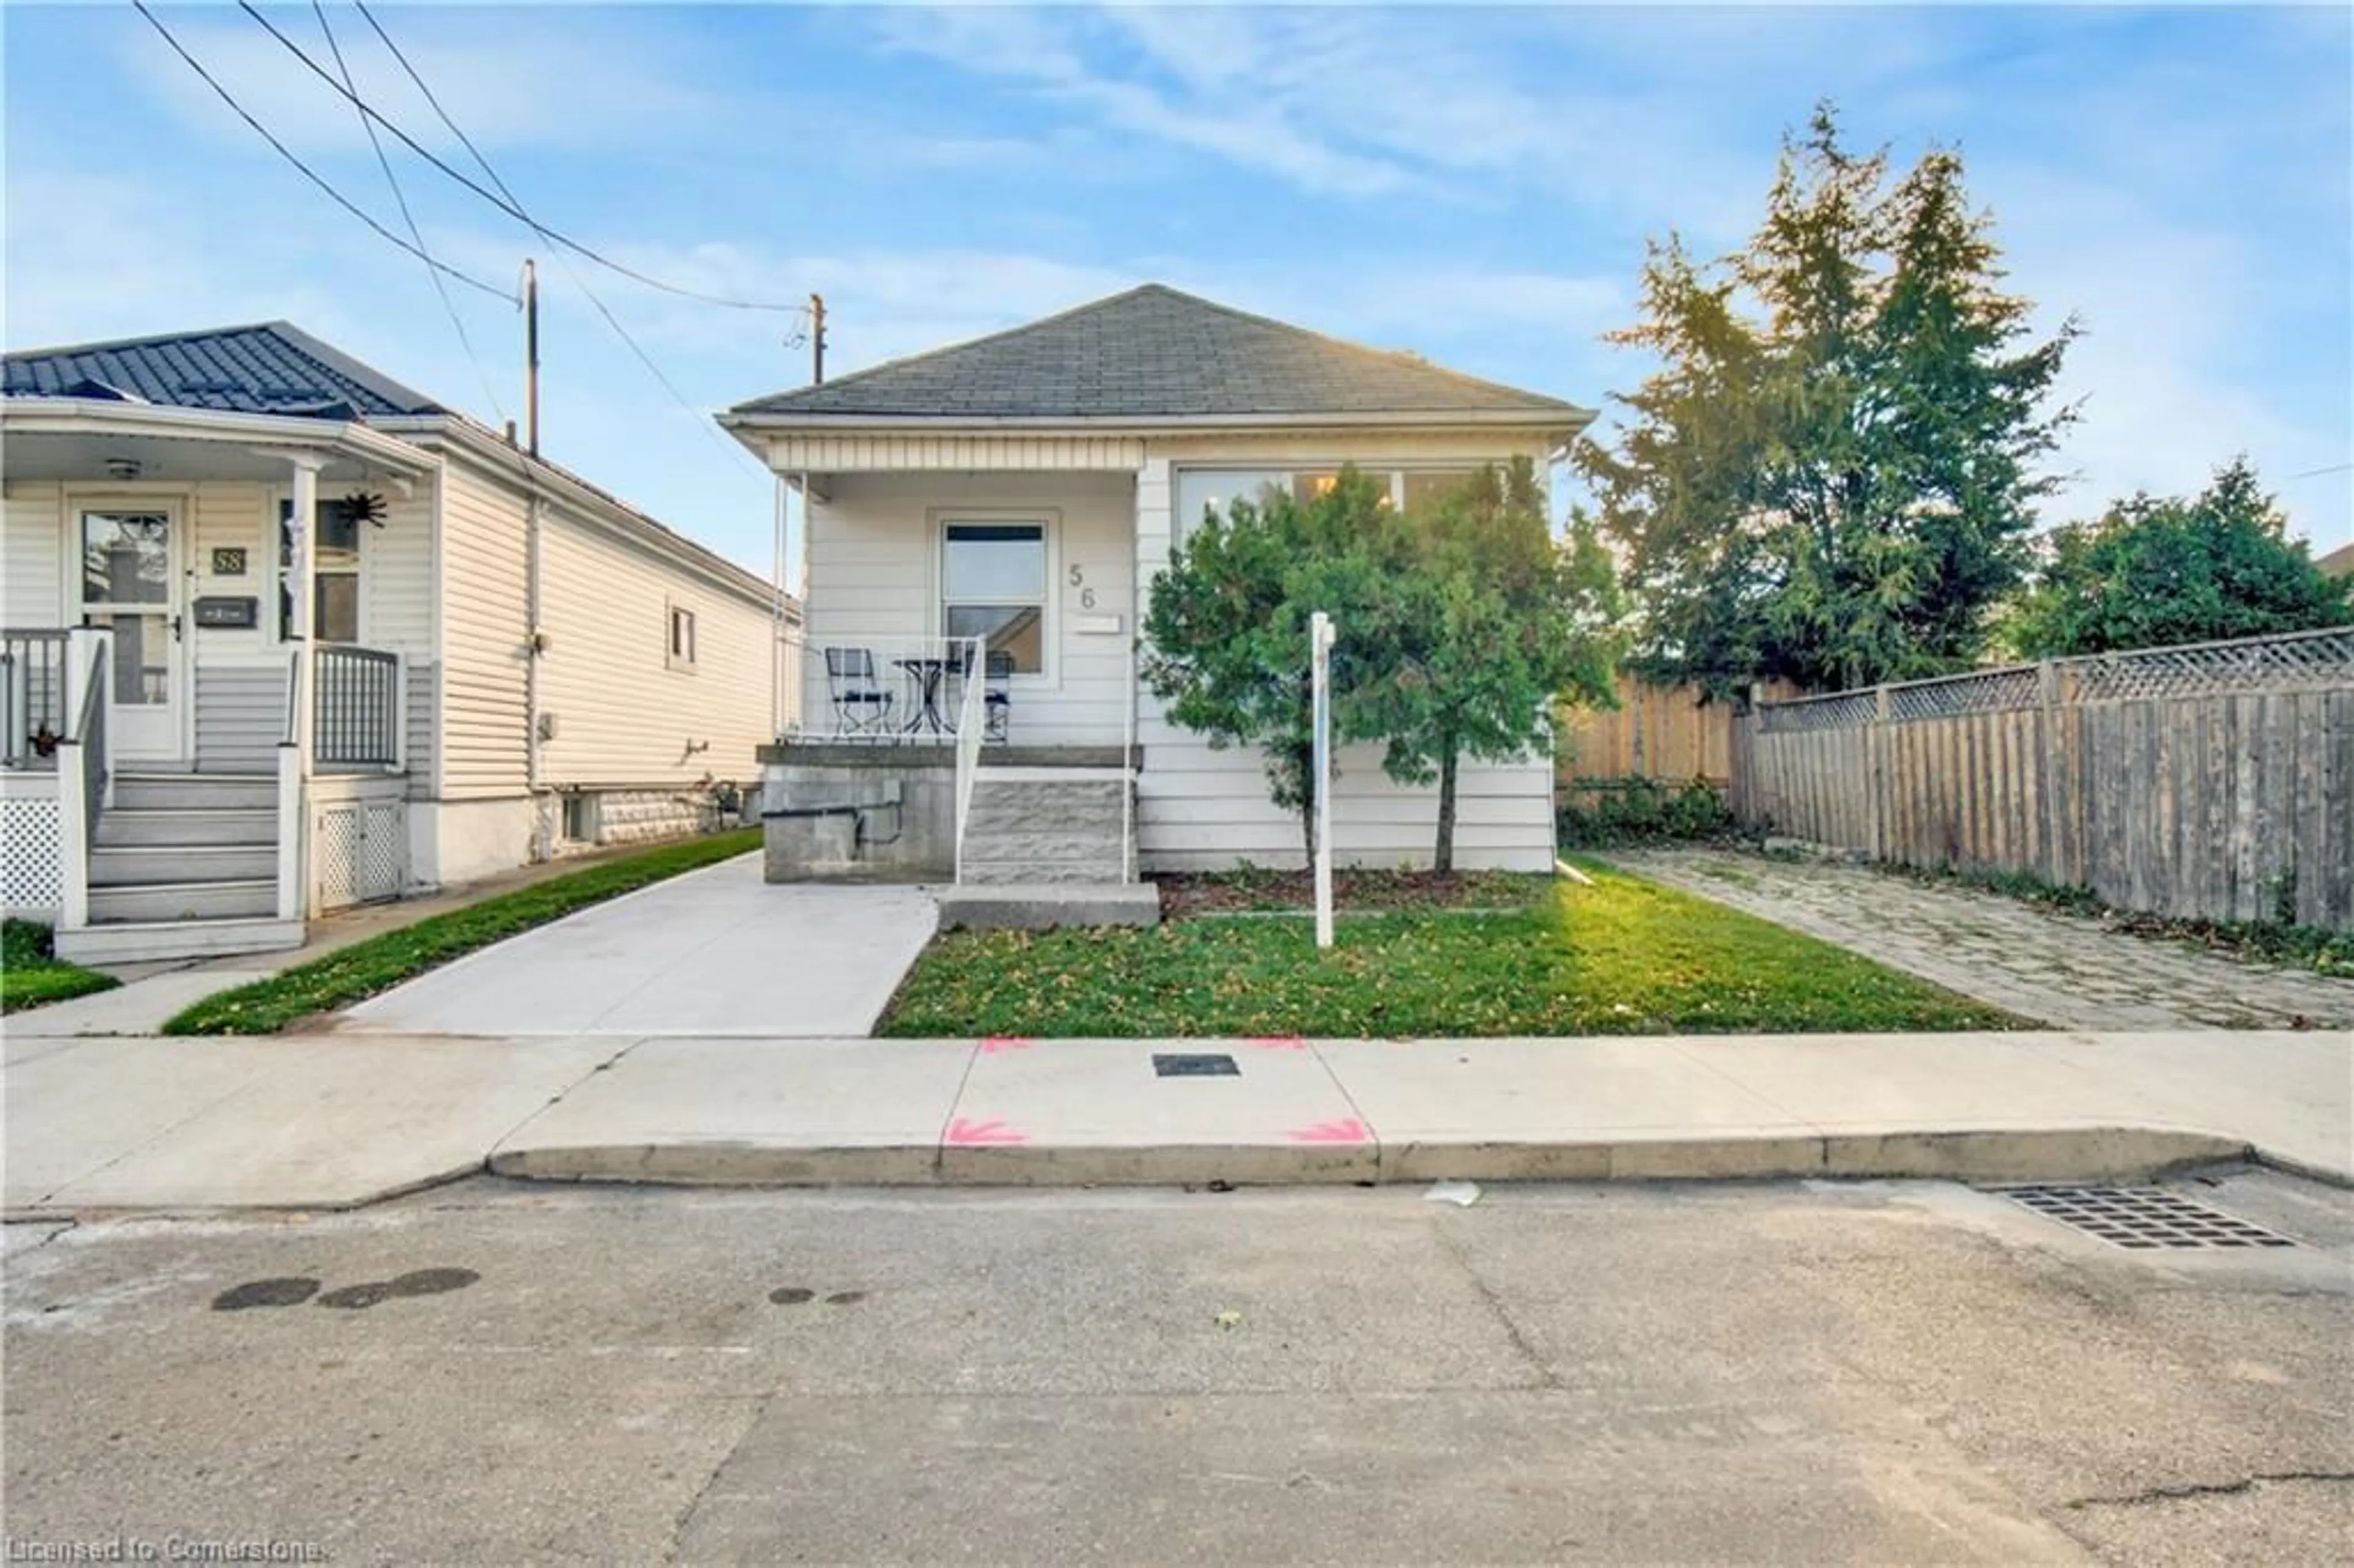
824, 646, 896, 738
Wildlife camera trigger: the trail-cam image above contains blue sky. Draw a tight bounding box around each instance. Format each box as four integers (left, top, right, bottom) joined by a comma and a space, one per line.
6, 2, 2349, 574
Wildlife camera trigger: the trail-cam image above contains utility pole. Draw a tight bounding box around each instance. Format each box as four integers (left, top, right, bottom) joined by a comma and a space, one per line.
523, 257, 541, 455
809, 292, 826, 385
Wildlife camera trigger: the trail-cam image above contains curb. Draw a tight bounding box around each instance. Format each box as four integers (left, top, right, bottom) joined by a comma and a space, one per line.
486, 1126, 2259, 1190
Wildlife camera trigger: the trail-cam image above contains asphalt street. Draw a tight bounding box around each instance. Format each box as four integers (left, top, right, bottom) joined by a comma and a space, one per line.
4, 1172, 2348, 1566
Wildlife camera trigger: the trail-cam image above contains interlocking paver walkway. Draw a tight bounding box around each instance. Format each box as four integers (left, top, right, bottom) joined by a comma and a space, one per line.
1604, 848, 2354, 1031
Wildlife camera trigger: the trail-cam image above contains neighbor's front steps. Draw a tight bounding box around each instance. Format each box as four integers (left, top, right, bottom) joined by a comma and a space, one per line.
61, 770, 302, 964
6, 1031, 2346, 1214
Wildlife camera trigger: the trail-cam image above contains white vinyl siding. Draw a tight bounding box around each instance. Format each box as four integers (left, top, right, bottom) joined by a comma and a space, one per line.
763, 434, 1147, 473
432, 454, 533, 801
803, 471, 1133, 746
1134, 435, 1558, 873
2, 479, 66, 626
536, 508, 777, 788
192, 662, 285, 773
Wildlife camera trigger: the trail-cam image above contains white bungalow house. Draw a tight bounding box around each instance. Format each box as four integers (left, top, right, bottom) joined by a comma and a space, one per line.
2, 322, 796, 962
720, 284, 1590, 905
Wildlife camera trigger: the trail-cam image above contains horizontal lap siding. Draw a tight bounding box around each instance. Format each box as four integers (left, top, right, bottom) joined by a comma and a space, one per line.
2, 481, 64, 625
193, 662, 284, 772
806, 472, 1133, 747
434, 458, 530, 800
536, 508, 777, 787
1132, 437, 1559, 874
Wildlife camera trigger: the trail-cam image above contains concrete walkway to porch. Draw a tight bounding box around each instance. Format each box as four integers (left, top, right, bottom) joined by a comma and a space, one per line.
341, 856, 937, 1038
13, 840, 768, 1038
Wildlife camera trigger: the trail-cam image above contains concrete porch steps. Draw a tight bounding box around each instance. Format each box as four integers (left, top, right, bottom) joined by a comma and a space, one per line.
959, 772, 1133, 886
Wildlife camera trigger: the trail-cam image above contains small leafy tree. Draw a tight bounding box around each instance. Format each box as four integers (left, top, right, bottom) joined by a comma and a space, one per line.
1577, 103, 2078, 693
2009, 458, 2353, 657
1354, 460, 1623, 872
1141, 469, 1392, 861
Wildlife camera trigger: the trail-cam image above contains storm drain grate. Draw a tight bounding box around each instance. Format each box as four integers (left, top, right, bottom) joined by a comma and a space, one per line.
1990, 1184, 2299, 1250
1152, 1052, 1240, 1078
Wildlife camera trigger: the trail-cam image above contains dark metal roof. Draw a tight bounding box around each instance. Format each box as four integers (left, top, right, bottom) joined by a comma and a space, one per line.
3, 321, 444, 419
727, 284, 1586, 422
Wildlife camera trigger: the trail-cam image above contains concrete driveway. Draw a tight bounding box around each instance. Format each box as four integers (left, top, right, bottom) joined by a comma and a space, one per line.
343, 855, 937, 1037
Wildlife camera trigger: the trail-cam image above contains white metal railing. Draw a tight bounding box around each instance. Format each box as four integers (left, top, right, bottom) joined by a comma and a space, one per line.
951, 635, 988, 882
53, 630, 112, 931
793, 632, 1002, 744
1121, 621, 1136, 881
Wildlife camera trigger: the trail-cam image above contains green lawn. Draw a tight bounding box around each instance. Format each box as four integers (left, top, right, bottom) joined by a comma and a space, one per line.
166, 829, 762, 1035
2, 918, 120, 1015
880, 861, 2017, 1037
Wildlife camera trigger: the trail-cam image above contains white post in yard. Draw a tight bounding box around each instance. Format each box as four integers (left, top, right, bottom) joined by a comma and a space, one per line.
1311, 611, 1336, 950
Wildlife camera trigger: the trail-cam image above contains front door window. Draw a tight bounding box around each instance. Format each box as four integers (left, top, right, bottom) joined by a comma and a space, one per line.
79, 510, 173, 706
942, 521, 1046, 674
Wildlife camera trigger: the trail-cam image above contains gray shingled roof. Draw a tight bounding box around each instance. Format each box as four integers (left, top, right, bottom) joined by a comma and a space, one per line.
3, 321, 443, 419
727, 284, 1586, 422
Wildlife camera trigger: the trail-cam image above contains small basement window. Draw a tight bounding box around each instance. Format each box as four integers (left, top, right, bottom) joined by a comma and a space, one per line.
561, 792, 595, 843
667, 604, 698, 669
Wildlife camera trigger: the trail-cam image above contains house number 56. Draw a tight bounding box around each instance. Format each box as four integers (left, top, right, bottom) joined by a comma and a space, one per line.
1069, 564, 1095, 609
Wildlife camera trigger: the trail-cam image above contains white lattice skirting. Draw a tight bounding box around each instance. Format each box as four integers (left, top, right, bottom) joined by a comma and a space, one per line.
2, 794, 64, 918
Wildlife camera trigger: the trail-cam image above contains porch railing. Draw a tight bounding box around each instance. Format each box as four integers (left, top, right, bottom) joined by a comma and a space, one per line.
951, 635, 987, 882
314, 644, 403, 769
55, 630, 113, 931
2, 627, 70, 769
791, 632, 999, 744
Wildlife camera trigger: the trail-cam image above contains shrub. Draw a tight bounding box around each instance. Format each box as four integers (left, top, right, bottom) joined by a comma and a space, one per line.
1556, 778, 1743, 848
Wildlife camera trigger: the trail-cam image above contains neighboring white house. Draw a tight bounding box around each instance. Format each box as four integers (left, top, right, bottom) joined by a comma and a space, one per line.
2, 322, 796, 961
720, 284, 1591, 892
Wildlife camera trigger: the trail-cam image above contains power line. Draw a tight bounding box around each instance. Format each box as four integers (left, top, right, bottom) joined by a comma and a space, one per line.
310, 0, 508, 425
239, 1, 808, 318
2282, 462, 2353, 481
132, 1, 516, 305
348, 0, 765, 478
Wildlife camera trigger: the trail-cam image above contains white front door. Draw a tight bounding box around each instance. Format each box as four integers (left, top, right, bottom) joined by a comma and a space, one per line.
76, 505, 186, 763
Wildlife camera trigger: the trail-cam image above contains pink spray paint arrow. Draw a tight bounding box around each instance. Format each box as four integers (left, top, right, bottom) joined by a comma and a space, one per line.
980, 1036, 1033, 1055
1287, 1118, 1369, 1144
1248, 1035, 1307, 1051
944, 1117, 1029, 1146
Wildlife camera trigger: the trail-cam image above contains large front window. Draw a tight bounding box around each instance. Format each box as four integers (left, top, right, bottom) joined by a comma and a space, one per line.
1172, 466, 1482, 549
942, 520, 1046, 675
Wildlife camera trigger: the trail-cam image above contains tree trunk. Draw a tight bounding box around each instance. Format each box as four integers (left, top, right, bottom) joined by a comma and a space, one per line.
1434, 744, 1459, 875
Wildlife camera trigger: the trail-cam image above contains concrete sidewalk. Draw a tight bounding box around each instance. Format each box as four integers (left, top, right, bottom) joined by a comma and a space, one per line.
5, 1030, 2346, 1214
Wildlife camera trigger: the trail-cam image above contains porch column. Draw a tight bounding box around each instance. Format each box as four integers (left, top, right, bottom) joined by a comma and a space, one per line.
278, 455, 324, 921
284, 455, 322, 769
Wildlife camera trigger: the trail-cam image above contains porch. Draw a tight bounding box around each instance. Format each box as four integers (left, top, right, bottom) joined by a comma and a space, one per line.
0, 400, 436, 957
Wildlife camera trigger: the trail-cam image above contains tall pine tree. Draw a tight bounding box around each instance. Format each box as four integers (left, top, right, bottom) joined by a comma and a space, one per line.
1579, 104, 2078, 693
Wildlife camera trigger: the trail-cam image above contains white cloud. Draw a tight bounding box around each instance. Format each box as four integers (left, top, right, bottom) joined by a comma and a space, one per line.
126, 5, 718, 155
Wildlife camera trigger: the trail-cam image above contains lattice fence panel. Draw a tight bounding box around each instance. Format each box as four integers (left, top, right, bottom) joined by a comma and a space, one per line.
314, 802, 359, 911
1, 795, 64, 913
2066, 627, 2354, 703
1756, 691, 1878, 734
359, 801, 406, 902
1888, 666, 2040, 722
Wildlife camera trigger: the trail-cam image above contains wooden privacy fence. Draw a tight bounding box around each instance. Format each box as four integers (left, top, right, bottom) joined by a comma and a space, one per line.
1558, 674, 1799, 793
1729, 626, 2354, 930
